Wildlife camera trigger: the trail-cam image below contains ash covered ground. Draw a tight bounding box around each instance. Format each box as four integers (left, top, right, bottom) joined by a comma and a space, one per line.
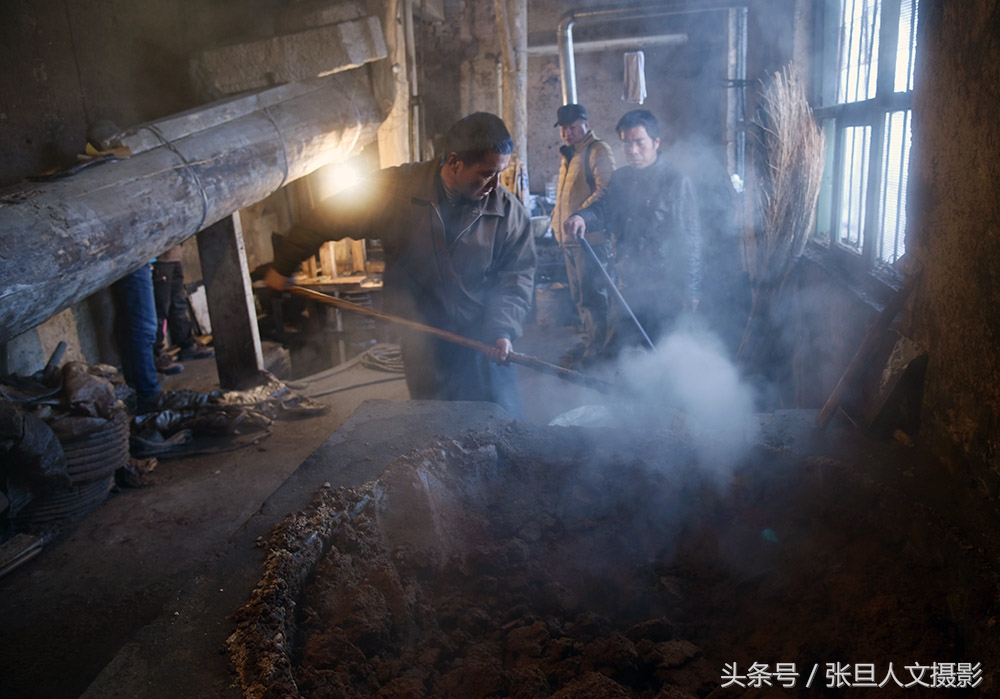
228, 419, 1000, 698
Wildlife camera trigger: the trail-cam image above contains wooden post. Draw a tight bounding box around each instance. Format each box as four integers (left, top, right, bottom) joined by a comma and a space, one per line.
196, 214, 265, 389
495, 0, 528, 200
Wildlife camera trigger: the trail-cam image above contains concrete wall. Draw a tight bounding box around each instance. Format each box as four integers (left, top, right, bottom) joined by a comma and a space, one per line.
0, 0, 283, 189
418, 0, 786, 194
905, 0, 1000, 494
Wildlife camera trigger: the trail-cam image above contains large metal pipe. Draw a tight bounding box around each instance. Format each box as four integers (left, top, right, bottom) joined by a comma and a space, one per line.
557, 0, 750, 105
0, 70, 384, 345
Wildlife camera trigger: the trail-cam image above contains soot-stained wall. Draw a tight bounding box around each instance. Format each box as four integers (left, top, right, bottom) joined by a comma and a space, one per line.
0, 0, 283, 188
905, 0, 1000, 494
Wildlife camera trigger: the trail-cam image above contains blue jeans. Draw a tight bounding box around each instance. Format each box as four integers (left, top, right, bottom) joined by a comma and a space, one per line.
115, 264, 162, 400
400, 332, 524, 419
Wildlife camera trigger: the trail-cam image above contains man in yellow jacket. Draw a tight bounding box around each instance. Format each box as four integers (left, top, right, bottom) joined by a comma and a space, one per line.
549, 104, 616, 367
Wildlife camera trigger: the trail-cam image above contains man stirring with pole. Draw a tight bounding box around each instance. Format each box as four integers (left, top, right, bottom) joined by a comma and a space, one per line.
266, 112, 536, 418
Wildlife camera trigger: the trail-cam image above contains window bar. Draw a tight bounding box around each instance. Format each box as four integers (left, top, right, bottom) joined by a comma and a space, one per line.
857, 0, 870, 102
841, 128, 857, 249
901, 0, 918, 92
877, 0, 900, 97
878, 118, 897, 263
864, 117, 886, 265
841, 126, 871, 252
838, 0, 853, 103
891, 116, 907, 264
879, 110, 910, 264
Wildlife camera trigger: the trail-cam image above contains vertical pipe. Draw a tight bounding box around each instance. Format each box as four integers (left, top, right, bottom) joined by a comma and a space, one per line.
557, 13, 577, 105
735, 5, 748, 182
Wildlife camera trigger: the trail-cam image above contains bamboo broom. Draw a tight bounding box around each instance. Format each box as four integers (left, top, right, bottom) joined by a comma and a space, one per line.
737, 66, 825, 381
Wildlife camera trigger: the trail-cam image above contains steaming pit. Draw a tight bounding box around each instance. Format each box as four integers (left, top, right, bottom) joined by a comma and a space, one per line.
228, 416, 1000, 698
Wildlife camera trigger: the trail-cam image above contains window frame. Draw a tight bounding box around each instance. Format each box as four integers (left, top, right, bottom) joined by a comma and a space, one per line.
811, 0, 916, 283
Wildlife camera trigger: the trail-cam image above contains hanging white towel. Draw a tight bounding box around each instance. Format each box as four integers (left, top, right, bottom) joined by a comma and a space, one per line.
623, 50, 647, 104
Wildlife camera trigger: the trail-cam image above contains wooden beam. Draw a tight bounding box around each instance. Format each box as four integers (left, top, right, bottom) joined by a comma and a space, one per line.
319, 242, 339, 278
192, 16, 387, 98
494, 0, 528, 200
196, 215, 265, 389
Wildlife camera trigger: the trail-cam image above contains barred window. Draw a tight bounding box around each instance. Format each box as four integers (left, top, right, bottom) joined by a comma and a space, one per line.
815, 0, 917, 270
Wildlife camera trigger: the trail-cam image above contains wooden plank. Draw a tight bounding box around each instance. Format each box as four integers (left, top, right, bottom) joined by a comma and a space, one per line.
0, 534, 43, 579
864, 333, 928, 434
318, 241, 339, 278
350, 239, 367, 274
816, 273, 920, 428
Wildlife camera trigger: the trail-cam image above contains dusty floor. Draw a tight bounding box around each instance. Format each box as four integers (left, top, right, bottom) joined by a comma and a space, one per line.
3, 319, 1000, 699
0, 320, 600, 699
227, 413, 1000, 699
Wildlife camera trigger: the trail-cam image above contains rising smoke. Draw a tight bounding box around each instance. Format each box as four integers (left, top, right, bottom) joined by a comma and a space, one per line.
546, 319, 759, 483
616, 320, 759, 478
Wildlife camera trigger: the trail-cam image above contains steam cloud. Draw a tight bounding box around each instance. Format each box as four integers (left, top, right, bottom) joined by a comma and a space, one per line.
617, 323, 758, 476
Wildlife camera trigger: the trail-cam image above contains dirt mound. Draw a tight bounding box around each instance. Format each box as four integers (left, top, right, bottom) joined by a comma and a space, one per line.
228, 423, 1000, 698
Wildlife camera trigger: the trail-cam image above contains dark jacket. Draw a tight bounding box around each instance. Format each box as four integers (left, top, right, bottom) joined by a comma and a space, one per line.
575, 154, 701, 314
273, 159, 536, 345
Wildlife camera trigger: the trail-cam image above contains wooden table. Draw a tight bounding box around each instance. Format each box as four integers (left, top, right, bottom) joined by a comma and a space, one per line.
294, 275, 384, 365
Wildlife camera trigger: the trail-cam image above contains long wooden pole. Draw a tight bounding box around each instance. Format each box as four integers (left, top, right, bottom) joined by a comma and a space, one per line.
288, 285, 615, 394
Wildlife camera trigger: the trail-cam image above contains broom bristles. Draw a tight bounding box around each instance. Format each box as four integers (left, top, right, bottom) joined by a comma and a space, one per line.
738, 65, 825, 373
745, 67, 825, 286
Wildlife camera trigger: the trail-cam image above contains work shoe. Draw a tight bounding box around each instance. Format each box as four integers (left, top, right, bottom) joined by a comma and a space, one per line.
155, 354, 184, 375
179, 341, 214, 360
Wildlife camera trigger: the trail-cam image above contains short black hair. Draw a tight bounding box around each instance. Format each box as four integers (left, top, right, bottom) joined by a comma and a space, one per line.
441, 112, 514, 165
616, 109, 660, 142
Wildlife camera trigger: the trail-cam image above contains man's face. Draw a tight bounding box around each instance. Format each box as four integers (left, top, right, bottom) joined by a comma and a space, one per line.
447, 151, 510, 200
620, 125, 660, 169
559, 120, 588, 147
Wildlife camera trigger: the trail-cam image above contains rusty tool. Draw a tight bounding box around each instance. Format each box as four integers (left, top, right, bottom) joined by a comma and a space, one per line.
287, 285, 616, 394
579, 236, 655, 350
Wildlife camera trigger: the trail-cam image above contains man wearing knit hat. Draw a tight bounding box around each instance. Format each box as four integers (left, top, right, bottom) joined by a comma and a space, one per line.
549, 103, 616, 368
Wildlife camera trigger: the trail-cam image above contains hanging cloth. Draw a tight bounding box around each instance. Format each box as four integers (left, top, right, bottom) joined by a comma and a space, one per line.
623, 50, 647, 104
